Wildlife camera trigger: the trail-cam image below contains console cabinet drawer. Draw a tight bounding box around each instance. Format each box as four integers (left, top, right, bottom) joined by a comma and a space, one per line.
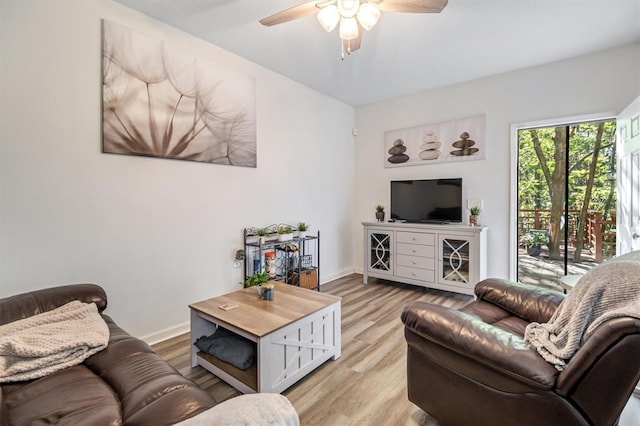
396, 265, 435, 282
396, 232, 435, 246
397, 243, 435, 258
396, 254, 435, 270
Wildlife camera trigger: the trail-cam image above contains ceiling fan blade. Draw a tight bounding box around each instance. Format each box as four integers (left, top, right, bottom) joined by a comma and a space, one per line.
260, 1, 327, 26
374, 0, 448, 13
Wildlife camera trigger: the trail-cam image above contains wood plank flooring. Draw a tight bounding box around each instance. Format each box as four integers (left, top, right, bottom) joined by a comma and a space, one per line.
153, 274, 640, 425
153, 274, 471, 425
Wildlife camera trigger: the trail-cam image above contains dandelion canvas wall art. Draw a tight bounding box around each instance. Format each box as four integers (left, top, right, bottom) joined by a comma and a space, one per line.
102, 20, 257, 167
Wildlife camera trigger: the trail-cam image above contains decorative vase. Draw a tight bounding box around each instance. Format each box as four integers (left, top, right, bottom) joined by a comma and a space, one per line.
375, 211, 385, 222
264, 251, 277, 277
260, 284, 275, 301
257, 236, 266, 245
469, 215, 479, 226
298, 231, 307, 239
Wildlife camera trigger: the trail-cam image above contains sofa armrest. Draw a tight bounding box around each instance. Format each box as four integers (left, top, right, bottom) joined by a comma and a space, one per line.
402, 301, 559, 390
0, 284, 107, 325
84, 315, 215, 424
475, 278, 565, 323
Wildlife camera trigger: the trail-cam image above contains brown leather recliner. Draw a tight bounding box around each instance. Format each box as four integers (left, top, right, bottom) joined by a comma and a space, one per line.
401, 278, 640, 426
0, 284, 216, 425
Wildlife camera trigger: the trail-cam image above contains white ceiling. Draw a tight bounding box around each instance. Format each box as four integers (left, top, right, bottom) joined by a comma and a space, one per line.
114, 0, 640, 106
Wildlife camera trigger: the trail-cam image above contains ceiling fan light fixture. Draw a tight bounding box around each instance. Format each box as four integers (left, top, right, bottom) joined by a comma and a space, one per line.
356, 3, 380, 31
261, 0, 449, 59
337, 0, 360, 19
317, 5, 340, 32
339, 16, 359, 40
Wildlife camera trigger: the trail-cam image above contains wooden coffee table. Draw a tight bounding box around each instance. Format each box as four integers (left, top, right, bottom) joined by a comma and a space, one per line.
190, 282, 341, 394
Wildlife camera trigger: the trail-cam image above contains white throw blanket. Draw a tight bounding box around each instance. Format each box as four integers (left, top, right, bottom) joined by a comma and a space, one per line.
0, 300, 109, 383
177, 394, 299, 426
525, 251, 640, 371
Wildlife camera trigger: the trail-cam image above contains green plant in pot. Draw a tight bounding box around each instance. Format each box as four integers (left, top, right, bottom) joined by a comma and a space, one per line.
278, 225, 294, 241
297, 222, 309, 239
469, 205, 481, 226
375, 205, 385, 222
521, 231, 549, 257
246, 271, 270, 287
255, 228, 267, 245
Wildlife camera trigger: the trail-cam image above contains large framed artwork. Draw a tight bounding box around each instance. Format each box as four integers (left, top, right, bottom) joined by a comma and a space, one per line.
384, 115, 485, 168
102, 20, 257, 167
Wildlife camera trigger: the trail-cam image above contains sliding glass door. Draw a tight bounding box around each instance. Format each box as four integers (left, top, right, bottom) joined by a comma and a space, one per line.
517, 120, 617, 290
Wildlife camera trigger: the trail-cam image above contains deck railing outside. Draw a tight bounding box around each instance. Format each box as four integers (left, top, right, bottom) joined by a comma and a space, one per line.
519, 209, 616, 263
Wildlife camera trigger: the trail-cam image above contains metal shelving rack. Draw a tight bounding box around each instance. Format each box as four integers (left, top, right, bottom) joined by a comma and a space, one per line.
243, 226, 320, 291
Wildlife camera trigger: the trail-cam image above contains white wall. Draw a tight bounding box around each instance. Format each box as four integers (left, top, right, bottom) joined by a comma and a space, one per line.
0, 0, 355, 341
354, 43, 640, 280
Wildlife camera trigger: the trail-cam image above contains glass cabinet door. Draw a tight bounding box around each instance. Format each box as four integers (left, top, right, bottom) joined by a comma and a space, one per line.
368, 230, 393, 275
439, 236, 471, 285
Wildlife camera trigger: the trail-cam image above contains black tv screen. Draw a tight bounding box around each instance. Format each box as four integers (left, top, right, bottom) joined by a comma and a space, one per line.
391, 178, 463, 223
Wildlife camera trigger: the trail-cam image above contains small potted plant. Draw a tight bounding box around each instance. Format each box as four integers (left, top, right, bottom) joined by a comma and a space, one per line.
521, 231, 549, 257
278, 225, 294, 241
375, 205, 385, 222
245, 271, 270, 287
297, 222, 309, 239
255, 228, 267, 245
469, 205, 481, 226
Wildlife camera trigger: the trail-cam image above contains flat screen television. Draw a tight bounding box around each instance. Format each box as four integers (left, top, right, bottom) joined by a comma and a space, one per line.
391, 178, 463, 223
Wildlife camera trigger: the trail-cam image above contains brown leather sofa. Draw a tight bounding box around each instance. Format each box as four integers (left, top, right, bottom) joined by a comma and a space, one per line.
0, 284, 216, 425
402, 278, 640, 426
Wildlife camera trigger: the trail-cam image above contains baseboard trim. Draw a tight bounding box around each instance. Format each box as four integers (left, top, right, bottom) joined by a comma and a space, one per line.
141, 321, 189, 346
320, 269, 355, 285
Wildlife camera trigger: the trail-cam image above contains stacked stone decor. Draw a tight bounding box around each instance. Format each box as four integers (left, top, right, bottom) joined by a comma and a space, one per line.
387, 139, 410, 164
419, 131, 441, 160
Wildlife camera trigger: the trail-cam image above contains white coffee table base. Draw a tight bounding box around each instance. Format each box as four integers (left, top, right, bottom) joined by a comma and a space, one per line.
191, 302, 341, 394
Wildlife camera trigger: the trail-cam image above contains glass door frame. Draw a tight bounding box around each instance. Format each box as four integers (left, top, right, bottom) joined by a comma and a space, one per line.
508, 112, 616, 281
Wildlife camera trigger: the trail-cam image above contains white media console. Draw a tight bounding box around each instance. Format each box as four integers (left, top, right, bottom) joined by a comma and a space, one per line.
362, 221, 488, 296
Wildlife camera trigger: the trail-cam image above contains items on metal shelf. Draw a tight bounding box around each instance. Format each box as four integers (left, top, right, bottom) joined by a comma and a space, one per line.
242, 227, 320, 291
300, 254, 313, 269
264, 251, 277, 278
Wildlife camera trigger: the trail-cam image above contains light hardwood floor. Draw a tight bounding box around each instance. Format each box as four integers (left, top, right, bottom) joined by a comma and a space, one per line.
153, 274, 469, 425
153, 274, 640, 425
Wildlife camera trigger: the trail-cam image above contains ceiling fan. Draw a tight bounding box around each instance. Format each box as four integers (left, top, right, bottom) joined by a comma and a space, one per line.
259, 0, 448, 58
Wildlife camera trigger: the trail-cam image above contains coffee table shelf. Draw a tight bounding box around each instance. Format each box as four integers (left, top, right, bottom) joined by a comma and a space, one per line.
197, 351, 258, 391
190, 282, 341, 394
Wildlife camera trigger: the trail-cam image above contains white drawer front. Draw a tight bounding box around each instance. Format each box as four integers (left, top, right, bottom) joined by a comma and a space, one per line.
396, 232, 435, 246
396, 254, 435, 270
396, 243, 435, 257
396, 265, 435, 282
